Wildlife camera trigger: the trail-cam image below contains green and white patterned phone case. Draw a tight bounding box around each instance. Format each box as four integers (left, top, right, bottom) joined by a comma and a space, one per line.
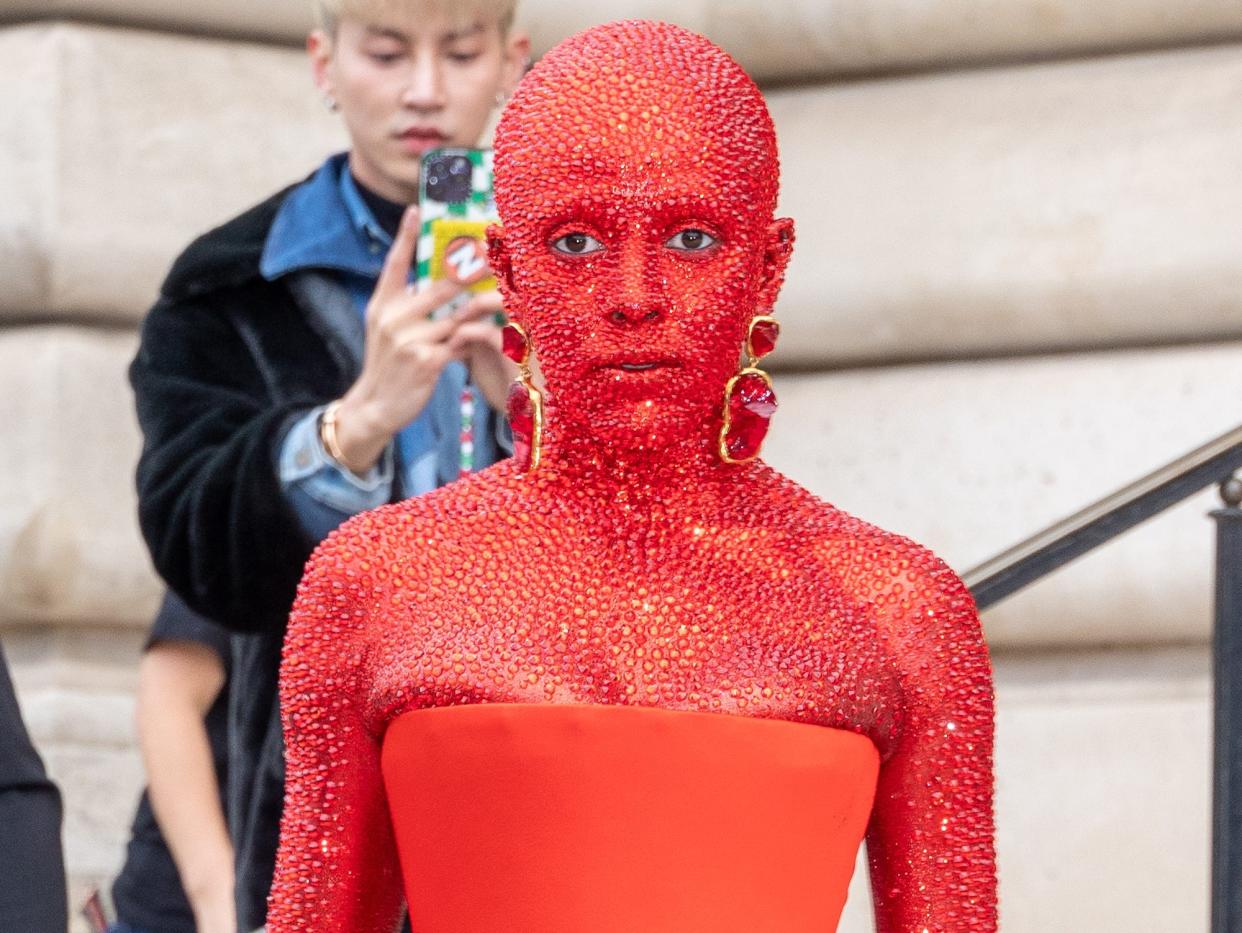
416, 147, 498, 320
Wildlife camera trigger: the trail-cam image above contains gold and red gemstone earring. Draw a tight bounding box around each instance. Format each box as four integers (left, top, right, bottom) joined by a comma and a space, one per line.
718, 314, 779, 464
502, 322, 544, 472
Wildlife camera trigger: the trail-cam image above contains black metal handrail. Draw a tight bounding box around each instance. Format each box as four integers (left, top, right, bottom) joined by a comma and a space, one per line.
964, 423, 1242, 610
959, 422, 1242, 933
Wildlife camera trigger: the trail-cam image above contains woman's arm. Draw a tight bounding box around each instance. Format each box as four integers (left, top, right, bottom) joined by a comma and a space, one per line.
865, 553, 997, 932
266, 525, 404, 932
136, 640, 234, 933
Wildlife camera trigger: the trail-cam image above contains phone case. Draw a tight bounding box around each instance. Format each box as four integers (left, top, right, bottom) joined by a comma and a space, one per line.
416, 147, 497, 319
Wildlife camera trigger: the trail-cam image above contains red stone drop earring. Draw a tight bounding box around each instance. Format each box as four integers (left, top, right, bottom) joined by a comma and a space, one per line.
502, 322, 544, 472
718, 315, 779, 464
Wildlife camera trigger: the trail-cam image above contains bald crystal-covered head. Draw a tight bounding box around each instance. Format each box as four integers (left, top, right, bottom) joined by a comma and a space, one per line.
489, 20, 794, 458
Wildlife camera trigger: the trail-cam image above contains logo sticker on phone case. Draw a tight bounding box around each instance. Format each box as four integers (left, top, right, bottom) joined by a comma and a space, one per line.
428, 218, 496, 292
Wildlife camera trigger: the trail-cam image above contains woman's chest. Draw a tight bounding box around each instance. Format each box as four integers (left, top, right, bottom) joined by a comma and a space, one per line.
363, 550, 902, 744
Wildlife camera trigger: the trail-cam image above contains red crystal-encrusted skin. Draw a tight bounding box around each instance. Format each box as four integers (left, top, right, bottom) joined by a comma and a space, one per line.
268, 20, 996, 933
749, 318, 779, 359
723, 371, 778, 461
501, 323, 528, 364
505, 379, 535, 469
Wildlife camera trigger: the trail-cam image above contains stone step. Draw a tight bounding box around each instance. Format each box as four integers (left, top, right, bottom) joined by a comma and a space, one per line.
0, 326, 158, 628
993, 645, 1210, 933
0, 23, 347, 325
4, 324, 1236, 652
763, 339, 1242, 648
770, 41, 1242, 365
842, 645, 1210, 932
3, 23, 1239, 366
2, 0, 1241, 80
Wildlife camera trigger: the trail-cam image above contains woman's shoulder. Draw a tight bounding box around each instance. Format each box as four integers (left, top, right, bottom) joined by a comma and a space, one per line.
310, 460, 528, 570
287, 472, 513, 643
758, 464, 965, 600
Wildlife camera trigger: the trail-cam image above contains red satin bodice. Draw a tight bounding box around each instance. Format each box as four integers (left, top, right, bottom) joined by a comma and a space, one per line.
381, 703, 880, 932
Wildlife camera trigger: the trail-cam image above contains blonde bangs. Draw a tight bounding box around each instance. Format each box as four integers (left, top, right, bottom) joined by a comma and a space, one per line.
314, 0, 517, 34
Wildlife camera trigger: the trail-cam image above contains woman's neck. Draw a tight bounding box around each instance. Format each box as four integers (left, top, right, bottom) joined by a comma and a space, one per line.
536, 416, 742, 507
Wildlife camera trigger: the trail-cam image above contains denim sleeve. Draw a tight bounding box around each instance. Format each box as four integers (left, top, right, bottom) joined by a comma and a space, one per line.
278, 406, 395, 542
493, 399, 514, 456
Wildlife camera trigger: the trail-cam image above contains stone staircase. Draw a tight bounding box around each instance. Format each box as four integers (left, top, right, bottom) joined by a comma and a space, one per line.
2, 3, 1240, 929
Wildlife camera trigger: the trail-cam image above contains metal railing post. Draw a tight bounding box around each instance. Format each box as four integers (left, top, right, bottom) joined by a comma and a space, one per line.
1213, 472, 1242, 933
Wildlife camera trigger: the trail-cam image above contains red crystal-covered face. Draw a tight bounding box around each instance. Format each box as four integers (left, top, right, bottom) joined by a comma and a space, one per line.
489, 22, 794, 456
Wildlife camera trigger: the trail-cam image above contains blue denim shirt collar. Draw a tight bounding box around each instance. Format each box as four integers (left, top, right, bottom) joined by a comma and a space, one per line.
259, 152, 392, 281
258, 152, 507, 498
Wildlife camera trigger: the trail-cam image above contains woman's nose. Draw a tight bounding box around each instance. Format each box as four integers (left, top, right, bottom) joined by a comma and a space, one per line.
607, 241, 664, 326
608, 303, 663, 326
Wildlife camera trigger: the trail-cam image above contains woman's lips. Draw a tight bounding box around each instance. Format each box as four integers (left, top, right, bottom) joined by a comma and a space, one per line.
596, 359, 682, 375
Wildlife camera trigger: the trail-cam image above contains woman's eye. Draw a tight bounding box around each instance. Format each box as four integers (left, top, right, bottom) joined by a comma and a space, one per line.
448, 51, 483, 64
368, 52, 402, 65
666, 229, 717, 251
552, 233, 604, 255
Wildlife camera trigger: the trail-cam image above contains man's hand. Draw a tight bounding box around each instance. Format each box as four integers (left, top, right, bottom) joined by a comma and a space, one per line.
334, 207, 465, 474
450, 290, 518, 412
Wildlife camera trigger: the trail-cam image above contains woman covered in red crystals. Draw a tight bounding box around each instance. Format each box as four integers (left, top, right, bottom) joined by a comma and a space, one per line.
268, 19, 996, 933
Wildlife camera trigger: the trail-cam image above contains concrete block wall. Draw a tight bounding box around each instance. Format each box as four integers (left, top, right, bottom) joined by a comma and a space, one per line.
0, 20, 352, 922
0, 3, 1237, 930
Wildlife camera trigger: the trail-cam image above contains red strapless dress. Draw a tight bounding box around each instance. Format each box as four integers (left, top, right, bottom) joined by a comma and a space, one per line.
381, 704, 879, 932
265, 463, 997, 931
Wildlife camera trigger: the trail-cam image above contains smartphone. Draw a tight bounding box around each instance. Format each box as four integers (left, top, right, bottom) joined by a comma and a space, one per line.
416, 147, 498, 320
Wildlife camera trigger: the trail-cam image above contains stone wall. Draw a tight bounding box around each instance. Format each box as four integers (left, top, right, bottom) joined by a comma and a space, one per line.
1, 3, 1237, 930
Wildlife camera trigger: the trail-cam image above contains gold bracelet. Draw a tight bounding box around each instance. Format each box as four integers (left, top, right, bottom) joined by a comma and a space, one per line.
319, 400, 355, 471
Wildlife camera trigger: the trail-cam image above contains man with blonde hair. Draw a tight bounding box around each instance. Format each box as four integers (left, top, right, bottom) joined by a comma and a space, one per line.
128, 1, 528, 928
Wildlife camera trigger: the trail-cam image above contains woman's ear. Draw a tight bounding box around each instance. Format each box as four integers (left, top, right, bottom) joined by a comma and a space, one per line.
756, 217, 795, 310
486, 223, 520, 304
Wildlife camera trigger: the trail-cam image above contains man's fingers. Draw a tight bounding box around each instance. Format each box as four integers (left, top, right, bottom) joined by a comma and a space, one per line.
391, 317, 458, 352
415, 343, 455, 374
403, 277, 464, 319
372, 279, 463, 340
418, 317, 459, 345
453, 290, 505, 324
449, 321, 504, 354
372, 205, 421, 303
